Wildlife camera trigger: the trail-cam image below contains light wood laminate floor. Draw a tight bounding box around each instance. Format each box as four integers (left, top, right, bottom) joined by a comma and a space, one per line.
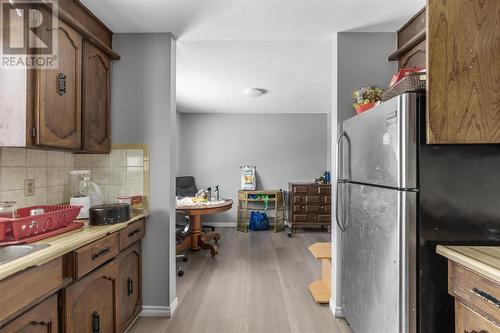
129, 227, 352, 333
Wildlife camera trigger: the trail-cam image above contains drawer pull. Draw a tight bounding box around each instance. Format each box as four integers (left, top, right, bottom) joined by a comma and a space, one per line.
471, 287, 500, 308
92, 311, 100, 333
91, 247, 111, 260
128, 229, 141, 238
465, 331, 488, 333
127, 277, 134, 296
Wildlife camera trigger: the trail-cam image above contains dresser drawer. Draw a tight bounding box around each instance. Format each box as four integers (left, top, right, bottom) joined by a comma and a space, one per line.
0, 258, 63, 324
120, 219, 145, 250
293, 214, 308, 222
318, 186, 331, 195
293, 196, 305, 204
320, 206, 331, 214
455, 301, 499, 333
305, 196, 320, 204
73, 233, 120, 278
449, 262, 500, 325
293, 185, 309, 194
318, 215, 331, 222
321, 196, 331, 205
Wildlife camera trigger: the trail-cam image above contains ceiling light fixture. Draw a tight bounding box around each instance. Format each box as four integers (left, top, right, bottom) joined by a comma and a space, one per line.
244, 88, 266, 97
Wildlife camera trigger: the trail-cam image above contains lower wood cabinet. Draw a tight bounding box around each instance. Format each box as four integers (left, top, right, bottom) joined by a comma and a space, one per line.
64, 260, 118, 333
117, 243, 142, 332
0, 295, 58, 333
455, 301, 500, 333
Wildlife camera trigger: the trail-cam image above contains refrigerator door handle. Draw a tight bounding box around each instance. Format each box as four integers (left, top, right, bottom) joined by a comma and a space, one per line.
335, 181, 345, 232
336, 131, 346, 181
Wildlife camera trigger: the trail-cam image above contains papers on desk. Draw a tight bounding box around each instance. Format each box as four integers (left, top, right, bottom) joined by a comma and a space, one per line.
176, 197, 226, 207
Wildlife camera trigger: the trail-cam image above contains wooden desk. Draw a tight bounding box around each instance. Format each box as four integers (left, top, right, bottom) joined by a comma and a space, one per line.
176, 199, 233, 256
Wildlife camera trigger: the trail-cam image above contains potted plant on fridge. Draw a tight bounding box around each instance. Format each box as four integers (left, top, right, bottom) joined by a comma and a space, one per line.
352, 86, 384, 114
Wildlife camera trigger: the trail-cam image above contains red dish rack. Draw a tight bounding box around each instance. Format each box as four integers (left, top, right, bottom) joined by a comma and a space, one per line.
0, 205, 83, 245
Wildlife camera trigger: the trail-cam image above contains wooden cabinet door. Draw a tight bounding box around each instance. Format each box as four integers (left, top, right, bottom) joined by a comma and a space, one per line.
64, 261, 117, 333
35, 16, 82, 149
0, 295, 58, 333
117, 243, 142, 332
82, 40, 111, 153
427, 0, 500, 144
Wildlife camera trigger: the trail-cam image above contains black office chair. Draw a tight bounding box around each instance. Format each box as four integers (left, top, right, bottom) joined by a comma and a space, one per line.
176, 211, 190, 277
176, 176, 215, 232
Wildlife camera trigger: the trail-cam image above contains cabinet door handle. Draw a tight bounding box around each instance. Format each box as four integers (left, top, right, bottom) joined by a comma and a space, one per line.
91, 247, 111, 260
57, 73, 66, 96
471, 287, 500, 308
92, 311, 100, 333
128, 229, 141, 238
127, 277, 134, 296
465, 330, 488, 333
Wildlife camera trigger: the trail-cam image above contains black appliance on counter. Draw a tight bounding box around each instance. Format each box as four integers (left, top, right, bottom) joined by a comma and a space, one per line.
89, 203, 131, 225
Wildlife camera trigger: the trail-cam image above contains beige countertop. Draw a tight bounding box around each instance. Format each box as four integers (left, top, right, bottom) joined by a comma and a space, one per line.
0, 212, 149, 281
436, 245, 500, 283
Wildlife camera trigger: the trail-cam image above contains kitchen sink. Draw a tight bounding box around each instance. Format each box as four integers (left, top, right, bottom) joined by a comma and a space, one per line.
0, 244, 50, 266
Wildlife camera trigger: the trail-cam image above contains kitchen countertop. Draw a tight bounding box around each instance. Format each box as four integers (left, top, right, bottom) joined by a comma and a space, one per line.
0, 212, 149, 281
436, 245, 500, 283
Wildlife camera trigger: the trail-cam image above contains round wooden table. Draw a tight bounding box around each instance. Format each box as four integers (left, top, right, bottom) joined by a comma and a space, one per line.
176, 199, 233, 256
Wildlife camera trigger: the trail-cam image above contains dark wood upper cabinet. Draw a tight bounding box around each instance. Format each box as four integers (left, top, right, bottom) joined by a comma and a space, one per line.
35, 17, 82, 150
0, 0, 118, 151
427, 0, 500, 144
64, 262, 118, 333
117, 243, 142, 332
82, 40, 111, 153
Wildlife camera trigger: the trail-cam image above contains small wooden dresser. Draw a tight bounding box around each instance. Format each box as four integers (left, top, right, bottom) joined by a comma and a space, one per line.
288, 182, 331, 231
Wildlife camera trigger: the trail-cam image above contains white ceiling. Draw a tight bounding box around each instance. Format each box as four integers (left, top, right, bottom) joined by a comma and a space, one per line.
81, 0, 425, 41
82, 0, 424, 114
177, 41, 331, 113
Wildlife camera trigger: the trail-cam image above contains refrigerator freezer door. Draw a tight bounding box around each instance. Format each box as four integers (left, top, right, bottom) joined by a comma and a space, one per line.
341, 93, 417, 189
341, 183, 416, 333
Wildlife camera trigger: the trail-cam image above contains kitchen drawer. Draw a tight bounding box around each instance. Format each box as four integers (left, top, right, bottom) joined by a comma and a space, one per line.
73, 233, 120, 279
120, 219, 145, 250
449, 262, 500, 325
1, 294, 58, 332
0, 258, 63, 324
455, 301, 499, 333
305, 196, 320, 204
293, 186, 309, 194
318, 186, 331, 195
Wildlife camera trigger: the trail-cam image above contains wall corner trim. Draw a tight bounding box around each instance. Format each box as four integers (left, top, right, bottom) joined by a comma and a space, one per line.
140, 297, 179, 318
329, 298, 343, 318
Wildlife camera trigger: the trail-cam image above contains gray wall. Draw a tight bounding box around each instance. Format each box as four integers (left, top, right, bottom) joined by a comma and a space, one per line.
112, 33, 176, 308
337, 33, 397, 129
177, 113, 327, 222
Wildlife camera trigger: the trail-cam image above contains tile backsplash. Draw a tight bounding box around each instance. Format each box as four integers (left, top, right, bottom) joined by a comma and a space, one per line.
0, 145, 149, 209
0, 148, 74, 207
74, 147, 148, 204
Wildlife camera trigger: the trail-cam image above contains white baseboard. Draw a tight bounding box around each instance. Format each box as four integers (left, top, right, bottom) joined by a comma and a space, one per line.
329, 299, 343, 318
207, 221, 237, 227
140, 297, 178, 318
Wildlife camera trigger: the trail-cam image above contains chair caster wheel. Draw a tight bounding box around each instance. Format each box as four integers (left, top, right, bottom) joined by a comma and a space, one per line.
177, 270, 184, 277
182, 257, 188, 262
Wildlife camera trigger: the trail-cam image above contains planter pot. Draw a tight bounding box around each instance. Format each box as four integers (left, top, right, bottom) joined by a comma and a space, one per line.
354, 103, 375, 114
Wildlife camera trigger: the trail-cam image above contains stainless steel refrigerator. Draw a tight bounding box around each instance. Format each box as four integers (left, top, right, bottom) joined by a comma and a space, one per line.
336, 92, 500, 333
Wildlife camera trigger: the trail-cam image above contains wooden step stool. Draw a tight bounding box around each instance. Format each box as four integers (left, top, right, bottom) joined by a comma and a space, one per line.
308, 242, 331, 304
